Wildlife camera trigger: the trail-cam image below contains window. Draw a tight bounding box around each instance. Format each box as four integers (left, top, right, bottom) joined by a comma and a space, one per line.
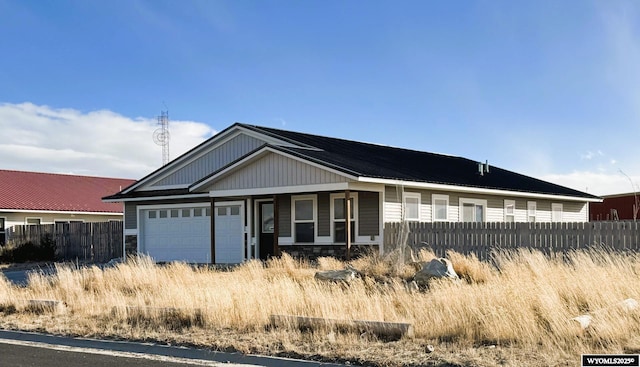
230, 206, 240, 216
182, 209, 191, 217
170, 209, 179, 218
432, 194, 449, 221
527, 201, 536, 222
552, 203, 563, 222
194, 208, 203, 217
293, 196, 316, 243
404, 193, 421, 221
159, 210, 168, 218
217, 207, 227, 216
148, 211, 157, 219
26, 218, 41, 225
205, 208, 211, 217
504, 200, 515, 222
331, 193, 357, 243
0, 218, 4, 231
460, 198, 486, 222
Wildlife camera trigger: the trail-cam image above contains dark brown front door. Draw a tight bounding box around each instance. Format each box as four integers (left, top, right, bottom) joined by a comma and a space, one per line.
259, 201, 275, 260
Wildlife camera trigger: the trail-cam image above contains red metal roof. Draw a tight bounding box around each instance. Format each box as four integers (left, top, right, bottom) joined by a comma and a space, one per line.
0, 170, 135, 213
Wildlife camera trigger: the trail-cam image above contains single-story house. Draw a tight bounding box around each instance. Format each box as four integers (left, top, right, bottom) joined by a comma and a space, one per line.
589, 192, 639, 221
104, 123, 601, 264
0, 169, 135, 245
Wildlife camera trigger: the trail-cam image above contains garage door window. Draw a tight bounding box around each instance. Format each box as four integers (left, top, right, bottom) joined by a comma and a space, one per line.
182, 209, 191, 217
194, 208, 203, 217
171, 210, 179, 218
148, 211, 157, 219
159, 210, 167, 218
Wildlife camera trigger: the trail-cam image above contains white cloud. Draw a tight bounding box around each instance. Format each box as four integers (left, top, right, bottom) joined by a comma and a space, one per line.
542, 171, 640, 197
0, 102, 216, 179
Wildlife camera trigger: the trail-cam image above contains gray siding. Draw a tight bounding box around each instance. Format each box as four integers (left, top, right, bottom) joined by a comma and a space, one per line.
211, 152, 349, 191
125, 202, 138, 229
358, 191, 380, 236
153, 133, 265, 187
277, 194, 292, 237
317, 193, 330, 237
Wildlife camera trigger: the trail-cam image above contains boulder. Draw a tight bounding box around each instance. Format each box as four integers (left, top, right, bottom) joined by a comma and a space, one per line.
314, 268, 358, 283
413, 258, 459, 286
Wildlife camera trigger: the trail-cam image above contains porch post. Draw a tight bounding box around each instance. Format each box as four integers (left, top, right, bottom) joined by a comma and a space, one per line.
345, 189, 351, 261
210, 197, 216, 264
273, 194, 280, 256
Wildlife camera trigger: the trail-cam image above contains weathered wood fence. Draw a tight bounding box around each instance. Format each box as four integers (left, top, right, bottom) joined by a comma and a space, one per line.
384, 221, 640, 260
6, 222, 123, 262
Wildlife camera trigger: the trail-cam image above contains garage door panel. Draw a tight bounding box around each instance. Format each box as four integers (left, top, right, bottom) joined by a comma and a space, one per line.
214, 204, 244, 264
142, 206, 211, 263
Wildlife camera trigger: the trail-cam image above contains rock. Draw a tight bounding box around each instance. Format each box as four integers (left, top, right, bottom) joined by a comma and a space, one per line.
413, 258, 459, 286
620, 298, 638, 311
425, 344, 435, 353
571, 314, 592, 330
314, 268, 357, 283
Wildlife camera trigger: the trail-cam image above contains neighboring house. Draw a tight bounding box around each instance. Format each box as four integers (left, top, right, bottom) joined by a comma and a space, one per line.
0, 170, 135, 245
589, 192, 639, 221
103, 123, 601, 264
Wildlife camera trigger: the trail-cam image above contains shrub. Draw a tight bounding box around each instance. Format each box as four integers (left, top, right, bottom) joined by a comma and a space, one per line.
0, 234, 56, 263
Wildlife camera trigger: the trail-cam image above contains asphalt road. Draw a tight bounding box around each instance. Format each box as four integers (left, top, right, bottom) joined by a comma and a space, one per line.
0, 342, 219, 367
1, 268, 55, 286
0, 330, 350, 367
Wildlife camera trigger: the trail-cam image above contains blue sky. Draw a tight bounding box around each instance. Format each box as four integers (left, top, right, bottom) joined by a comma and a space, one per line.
1, 0, 639, 195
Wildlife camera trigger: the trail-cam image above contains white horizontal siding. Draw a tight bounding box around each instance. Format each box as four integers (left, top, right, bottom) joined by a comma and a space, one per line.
382, 185, 590, 223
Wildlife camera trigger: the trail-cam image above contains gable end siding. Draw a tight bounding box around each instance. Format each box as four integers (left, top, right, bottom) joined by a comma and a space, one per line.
152, 133, 265, 187
210, 152, 350, 191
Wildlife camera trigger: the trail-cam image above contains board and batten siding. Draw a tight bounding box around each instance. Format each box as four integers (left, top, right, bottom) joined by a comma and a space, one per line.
152, 133, 265, 187
383, 185, 588, 223
210, 152, 350, 191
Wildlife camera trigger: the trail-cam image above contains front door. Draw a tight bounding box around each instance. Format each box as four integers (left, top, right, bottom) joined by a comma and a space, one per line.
259, 201, 275, 260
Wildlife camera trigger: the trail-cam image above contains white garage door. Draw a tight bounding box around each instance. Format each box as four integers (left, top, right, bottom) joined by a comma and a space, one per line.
215, 203, 244, 264
141, 206, 211, 263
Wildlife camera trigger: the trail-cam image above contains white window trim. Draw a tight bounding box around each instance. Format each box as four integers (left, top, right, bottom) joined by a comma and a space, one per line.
527, 201, 537, 222
432, 194, 449, 222
459, 198, 487, 222
54, 219, 86, 224
330, 193, 358, 243
504, 199, 516, 222
403, 192, 421, 221
552, 203, 563, 222
25, 217, 43, 225
291, 194, 317, 244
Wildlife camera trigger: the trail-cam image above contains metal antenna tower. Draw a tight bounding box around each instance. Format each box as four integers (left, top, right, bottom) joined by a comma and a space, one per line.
153, 110, 170, 165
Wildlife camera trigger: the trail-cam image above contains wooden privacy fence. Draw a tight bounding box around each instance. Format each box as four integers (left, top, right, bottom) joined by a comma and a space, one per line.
384, 221, 640, 260
6, 221, 123, 263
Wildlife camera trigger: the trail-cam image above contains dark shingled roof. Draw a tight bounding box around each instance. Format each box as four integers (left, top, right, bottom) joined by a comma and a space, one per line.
239, 124, 599, 200
105, 123, 599, 201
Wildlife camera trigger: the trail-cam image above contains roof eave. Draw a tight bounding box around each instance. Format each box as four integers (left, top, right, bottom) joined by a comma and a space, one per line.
357, 177, 603, 202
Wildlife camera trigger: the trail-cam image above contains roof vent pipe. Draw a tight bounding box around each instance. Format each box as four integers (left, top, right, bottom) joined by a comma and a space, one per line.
478, 160, 490, 176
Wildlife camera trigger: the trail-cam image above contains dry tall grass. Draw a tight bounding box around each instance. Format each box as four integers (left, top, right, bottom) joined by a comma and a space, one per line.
0, 248, 639, 366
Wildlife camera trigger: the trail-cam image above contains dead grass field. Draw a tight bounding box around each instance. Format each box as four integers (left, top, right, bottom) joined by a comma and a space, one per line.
0, 248, 639, 367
